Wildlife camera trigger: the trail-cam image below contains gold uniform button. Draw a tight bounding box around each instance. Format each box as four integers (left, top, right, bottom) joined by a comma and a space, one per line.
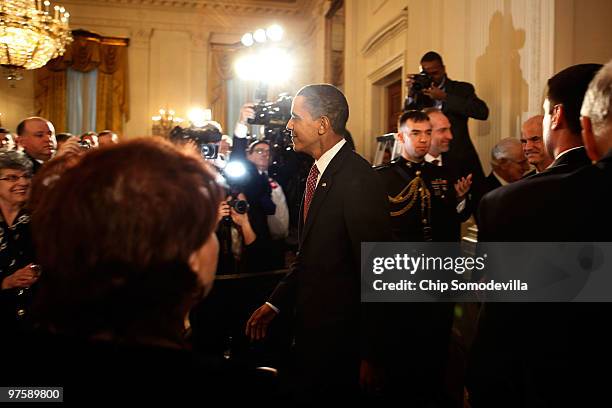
17, 309, 25, 316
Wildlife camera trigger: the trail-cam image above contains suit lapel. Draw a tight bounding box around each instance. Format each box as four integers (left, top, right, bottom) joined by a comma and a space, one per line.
299, 143, 349, 246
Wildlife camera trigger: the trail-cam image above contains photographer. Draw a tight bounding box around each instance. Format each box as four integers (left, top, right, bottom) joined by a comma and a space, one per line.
216, 192, 258, 275
405, 51, 489, 192
227, 104, 283, 272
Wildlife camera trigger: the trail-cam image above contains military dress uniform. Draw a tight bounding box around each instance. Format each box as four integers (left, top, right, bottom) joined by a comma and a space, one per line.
376, 156, 460, 242
374, 156, 459, 405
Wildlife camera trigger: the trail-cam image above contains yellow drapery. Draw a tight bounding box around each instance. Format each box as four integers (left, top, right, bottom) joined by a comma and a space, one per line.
34, 30, 129, 135
207, 45, 235, 133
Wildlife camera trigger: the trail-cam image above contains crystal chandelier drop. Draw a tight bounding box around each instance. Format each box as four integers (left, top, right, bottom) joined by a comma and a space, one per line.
0, 0, 72, 81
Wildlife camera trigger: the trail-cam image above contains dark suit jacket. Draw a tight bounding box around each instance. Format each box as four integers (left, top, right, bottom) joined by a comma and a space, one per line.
482, 172, 502, 194
526, 146, 591, 179
469, 153, 612, 407
24, 151, 43, 174
268, 142, 391, 392
474, 172, 503, 224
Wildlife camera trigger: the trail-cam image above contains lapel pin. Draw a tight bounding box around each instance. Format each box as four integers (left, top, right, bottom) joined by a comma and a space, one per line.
321, 182, 327, 187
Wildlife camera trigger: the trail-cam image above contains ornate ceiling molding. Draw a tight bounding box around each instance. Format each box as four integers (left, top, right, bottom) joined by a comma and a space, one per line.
361, 7, 408, 57
62, 0, 310, 17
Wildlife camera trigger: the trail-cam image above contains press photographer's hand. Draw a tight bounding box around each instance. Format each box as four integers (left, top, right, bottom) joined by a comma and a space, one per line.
218, 197, 231, 222
406, 74, 416, 96
239, 103, 256, 125
423, 84, 447, 101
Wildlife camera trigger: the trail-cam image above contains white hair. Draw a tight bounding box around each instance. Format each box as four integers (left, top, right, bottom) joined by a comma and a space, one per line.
491, 137, 522, 167
581, 60, 612, 140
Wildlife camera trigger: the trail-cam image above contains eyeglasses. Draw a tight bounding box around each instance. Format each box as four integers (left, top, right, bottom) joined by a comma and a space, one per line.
0, 174, 32, 183
252, 149, 270, 156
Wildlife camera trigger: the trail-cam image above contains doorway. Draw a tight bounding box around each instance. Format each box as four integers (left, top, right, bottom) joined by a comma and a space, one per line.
386, 79, 403, 133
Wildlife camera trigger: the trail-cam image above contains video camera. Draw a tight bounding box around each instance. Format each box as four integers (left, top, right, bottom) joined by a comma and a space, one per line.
247, 93, 292, 128
410, 72, 433, 93
169, 123, 222, 160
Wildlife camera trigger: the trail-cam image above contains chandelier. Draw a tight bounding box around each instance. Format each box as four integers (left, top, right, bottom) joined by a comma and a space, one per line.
0, 0, 72, 81
152, 108, 183, 138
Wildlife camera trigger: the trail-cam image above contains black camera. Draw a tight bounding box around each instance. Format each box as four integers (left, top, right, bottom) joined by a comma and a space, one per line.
411, 72, 433, 93
78, 139, 93, 150
247, 94, 292, 128
169, 123, 222, 159
227, 197, 249, 214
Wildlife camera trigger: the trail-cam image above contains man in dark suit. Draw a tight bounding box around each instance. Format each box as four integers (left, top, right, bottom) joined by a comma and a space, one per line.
481, 137, 529, 198
245, 84, 391, 402
424, 108, 474, 228
405, 51, 489, 193
532, 63, 603, 177
520, 115, 552, 177
15, 117, 57, 174
572, 60, 612, 405
468, 63, 606, 408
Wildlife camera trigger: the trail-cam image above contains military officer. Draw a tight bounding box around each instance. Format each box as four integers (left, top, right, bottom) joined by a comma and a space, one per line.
374, 109, 457, 405
377, 110, 461, 242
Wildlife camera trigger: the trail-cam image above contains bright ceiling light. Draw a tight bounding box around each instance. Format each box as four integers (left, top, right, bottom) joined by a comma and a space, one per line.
187, 108, 211, 128
253, 28, 267, 43
241, 33, 254, 47
234, 55, 256, 81
266, 25, 283, 42
234, 48, 294, 84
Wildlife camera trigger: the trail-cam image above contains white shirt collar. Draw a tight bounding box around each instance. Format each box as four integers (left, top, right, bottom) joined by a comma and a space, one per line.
425, 153, 442, 166
313, 138, 346, 186
554, 146, 583, 161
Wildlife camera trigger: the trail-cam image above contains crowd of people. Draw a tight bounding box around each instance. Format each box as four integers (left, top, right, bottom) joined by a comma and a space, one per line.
0, 50, 610, 406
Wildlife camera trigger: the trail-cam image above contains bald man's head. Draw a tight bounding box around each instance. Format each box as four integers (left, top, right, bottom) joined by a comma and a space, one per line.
520, 115, 552, 172
16, 117, 57, 161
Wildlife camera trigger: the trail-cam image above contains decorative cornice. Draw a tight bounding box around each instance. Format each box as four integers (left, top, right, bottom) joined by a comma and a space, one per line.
367, 52, 404, 82
361, 7, 408, 57
62, 0, 308, 17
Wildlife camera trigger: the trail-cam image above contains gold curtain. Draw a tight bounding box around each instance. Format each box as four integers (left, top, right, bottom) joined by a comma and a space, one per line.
96, 39, 129, 133
208, 45, 235, 133
34, 30, 129, 135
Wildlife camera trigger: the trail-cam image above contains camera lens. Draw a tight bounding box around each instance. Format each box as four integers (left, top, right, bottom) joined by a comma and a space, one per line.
233, 199, 249, 214
228, 199, 249, 214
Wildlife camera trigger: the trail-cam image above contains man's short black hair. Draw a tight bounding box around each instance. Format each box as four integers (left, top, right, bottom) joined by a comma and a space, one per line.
296, 84, 349, 134
420, 51, 444, 66
546, 63, 602, 135
398, 110, 430, 128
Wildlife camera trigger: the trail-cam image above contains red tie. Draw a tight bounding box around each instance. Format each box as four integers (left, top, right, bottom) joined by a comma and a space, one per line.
303, 164, 320, 222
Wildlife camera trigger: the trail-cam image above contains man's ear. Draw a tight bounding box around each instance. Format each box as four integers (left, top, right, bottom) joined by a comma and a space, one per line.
396, 132, 404, 144
581, 116, 601, 162
550, 104, 564, 130
318, 116, 331, 135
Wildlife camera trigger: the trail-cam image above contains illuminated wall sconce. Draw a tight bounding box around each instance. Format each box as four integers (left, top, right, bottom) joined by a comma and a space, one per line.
151, 108, 183, 137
